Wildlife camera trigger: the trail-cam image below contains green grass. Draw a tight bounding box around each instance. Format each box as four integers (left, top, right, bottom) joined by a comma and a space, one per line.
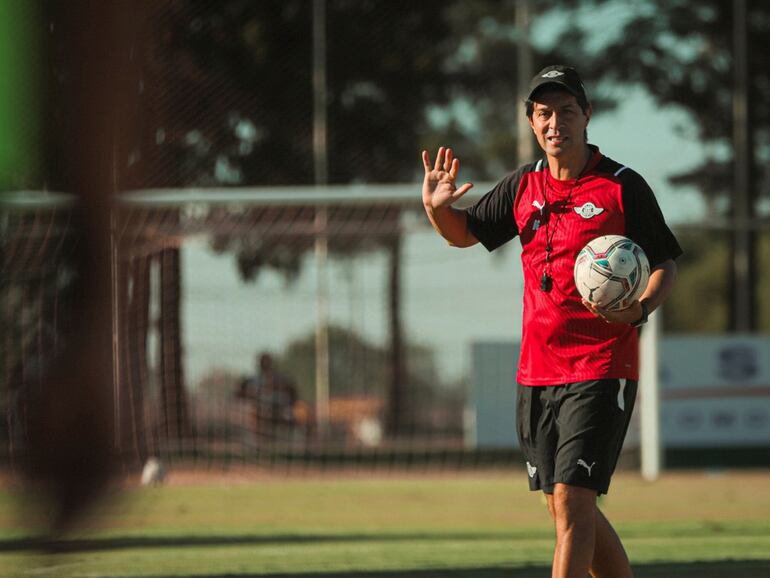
1, 470, 769, 577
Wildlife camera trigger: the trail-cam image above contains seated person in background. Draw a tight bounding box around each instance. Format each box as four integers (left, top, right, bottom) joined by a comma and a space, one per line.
237, 352, 298, 437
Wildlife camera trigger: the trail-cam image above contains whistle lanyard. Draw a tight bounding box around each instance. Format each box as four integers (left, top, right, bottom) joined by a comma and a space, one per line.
540, 176, 581, 292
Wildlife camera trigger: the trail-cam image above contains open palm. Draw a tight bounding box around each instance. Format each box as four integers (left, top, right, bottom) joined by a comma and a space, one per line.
421, 147, 473, 209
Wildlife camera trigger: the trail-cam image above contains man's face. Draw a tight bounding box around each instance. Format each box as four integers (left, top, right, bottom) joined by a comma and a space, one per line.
528, 88, 591, 158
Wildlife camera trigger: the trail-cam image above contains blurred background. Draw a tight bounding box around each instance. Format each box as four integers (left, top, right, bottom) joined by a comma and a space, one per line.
1, 0, 769, 479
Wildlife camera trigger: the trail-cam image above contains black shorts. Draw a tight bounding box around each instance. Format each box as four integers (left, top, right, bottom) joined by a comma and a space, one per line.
516, 379, 637, 495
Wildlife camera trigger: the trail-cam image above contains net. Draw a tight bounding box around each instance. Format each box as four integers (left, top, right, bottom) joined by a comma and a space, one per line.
112, 186, 520, 470
0, 193, 78, 467
2, 0, 532, 475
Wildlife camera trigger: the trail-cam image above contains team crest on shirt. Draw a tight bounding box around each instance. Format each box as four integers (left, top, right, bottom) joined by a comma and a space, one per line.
574, 202, 605, 219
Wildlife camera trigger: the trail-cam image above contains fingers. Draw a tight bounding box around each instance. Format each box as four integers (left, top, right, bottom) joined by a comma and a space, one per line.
582, 299, 605, 318
421, 150, 431, 173
454, 182, 474, 199
433, 146, 445, 172
449, 157, 460, 179
425, 146, 461, 176
443, 148, 453, 172
581, 299, 618, 324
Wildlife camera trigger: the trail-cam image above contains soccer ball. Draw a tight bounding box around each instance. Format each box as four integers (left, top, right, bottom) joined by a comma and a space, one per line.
573, 235, 650, 311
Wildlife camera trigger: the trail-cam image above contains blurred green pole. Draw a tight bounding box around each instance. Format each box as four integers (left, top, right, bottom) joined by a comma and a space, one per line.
0, 0, 41, 191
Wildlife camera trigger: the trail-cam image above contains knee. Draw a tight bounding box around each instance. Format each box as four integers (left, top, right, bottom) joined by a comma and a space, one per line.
552, 484, 596, 531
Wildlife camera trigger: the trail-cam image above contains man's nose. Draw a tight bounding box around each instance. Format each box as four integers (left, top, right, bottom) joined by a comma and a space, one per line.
548, 113, 561, 131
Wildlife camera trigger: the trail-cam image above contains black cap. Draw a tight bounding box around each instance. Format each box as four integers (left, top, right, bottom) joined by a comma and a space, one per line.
528, 65, 588, 102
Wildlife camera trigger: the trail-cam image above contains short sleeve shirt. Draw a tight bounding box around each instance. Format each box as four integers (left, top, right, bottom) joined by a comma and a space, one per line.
465, 145, 682, 385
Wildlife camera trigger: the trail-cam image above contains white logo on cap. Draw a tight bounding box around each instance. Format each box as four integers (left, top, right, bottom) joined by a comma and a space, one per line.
542, 70, 564, 78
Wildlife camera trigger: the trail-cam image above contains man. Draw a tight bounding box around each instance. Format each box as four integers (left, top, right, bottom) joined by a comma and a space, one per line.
421, 65, 682, 578
238, 352, 299, 439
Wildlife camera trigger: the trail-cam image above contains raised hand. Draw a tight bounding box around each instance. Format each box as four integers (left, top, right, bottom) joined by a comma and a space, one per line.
422, 147, 473, 210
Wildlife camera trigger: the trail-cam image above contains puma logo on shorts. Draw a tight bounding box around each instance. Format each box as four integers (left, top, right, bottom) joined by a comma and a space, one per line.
577, 459, 596, 477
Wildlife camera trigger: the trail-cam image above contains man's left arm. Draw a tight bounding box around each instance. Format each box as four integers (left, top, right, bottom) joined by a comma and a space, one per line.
584, 168, 682, 325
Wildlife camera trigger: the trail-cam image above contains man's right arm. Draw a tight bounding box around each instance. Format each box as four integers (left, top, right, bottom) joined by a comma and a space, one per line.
421, 147, 478, 248
423, 205, 479, 248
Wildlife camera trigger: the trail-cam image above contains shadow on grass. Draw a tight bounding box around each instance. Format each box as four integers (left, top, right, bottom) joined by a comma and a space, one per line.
0, 532, 526, 553
85, 559, 770, 578
4, 522, 769, 553
5, 536, 770, 577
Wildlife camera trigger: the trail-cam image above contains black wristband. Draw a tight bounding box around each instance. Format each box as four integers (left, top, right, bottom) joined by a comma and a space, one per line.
631, 299, 649, 328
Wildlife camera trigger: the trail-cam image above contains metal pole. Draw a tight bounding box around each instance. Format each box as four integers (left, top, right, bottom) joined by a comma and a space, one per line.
516, 0, 534, 164
110, 208, 122, 450
732, 0, 753, 331
313, 0, 329, 188
640, 309, 661, 481
313, 0, 330, 436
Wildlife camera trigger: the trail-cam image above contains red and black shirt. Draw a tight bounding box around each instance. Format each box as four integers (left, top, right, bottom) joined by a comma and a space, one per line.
465, 145, 682, 386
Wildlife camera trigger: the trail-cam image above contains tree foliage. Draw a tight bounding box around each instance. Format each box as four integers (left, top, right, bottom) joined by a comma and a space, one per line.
148, 0, 769, 201
541, 0, 769, 212
139, 0, 770, 328
275, 324, 445, 430
532, 0, 770, 332
664, 230, 730, 331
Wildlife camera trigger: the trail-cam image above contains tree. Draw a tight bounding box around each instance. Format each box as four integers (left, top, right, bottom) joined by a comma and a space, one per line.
536, 0, 770, 330
276, 324, 444, 434
142, 0, 528, 437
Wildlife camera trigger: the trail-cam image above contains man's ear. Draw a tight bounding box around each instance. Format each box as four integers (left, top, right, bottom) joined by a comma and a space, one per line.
584, 104, 593, 126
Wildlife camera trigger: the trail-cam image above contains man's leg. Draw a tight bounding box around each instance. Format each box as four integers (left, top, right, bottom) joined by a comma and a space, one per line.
591, 508, 633, 578
546, 490, 633, 578
551, 483, 596, 578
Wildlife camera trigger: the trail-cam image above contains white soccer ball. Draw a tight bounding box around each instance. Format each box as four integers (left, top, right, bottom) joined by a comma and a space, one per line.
573, 235, 650, 311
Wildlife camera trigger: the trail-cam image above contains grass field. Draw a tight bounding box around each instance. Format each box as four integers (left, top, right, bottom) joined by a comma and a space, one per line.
1, 468, 769, 577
